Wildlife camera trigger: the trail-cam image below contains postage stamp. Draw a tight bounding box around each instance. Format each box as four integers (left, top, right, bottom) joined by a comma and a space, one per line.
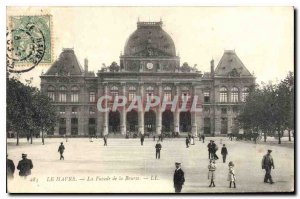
6, 15, 52, 73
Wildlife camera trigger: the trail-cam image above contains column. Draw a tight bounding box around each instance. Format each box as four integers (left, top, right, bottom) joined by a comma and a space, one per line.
66, 107, 71, 136
103, 83, 109, 136
174, 83, 180, 133
156, 83, 162, 135
138, 83, 144, 134
120, 82, 127, 135
191, 86, 197, 136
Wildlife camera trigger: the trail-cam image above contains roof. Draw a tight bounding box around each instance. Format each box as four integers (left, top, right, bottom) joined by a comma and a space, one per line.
124, 21, 176, 57
45, 48, 84, 75
214, 50, 252, 77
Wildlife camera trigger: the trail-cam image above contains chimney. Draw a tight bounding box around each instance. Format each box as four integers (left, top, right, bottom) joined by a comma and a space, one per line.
84, 58, 88, 73
210, 59, 215, 77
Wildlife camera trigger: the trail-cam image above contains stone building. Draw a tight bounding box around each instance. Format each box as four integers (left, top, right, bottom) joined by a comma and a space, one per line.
40, 21, 255, 137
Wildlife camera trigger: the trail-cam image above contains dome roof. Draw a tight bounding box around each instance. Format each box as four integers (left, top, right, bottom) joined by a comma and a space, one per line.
124, 21, 176, 57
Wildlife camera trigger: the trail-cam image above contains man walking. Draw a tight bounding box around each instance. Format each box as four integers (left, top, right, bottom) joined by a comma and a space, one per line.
103, 135, 107, 146
221, 144, 228, 163
58, 142, 65, 160
207, 140, 213, 159
17, 154, 33, 178
211, 141, 219, 160
141, 134, 144, 146
201, 134, 205, 143
262, 149, 275, 184
173, 162, 185, 193
185, 137, 190, 148
7, 154, 15, 180
155, 141, 162, 159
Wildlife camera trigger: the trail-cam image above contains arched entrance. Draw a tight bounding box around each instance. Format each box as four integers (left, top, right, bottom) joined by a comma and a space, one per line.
162, 110, 174, 132
180, 111, 191, 132
109, 111, 120, 133
144, 110, 156, 133
127, 110, 138, 132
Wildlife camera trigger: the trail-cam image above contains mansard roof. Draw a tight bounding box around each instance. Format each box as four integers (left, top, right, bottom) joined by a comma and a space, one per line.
45, 48, 84, 75
214, 50, 252, 77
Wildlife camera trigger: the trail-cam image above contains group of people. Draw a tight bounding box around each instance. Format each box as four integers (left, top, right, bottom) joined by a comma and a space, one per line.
7, 153, 33, 179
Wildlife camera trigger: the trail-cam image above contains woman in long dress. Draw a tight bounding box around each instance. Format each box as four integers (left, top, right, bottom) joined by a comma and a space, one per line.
208, 159, 216, 187
227, 161, 236, 188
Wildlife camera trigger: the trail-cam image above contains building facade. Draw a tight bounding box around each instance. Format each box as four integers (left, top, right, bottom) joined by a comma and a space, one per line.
40, 21, 255, 137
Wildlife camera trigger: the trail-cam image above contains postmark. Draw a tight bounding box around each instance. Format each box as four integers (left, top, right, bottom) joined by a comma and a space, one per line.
7, 15, 52, 73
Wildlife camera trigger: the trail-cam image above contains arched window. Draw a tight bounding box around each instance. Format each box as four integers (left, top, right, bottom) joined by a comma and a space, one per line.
47, 86, 55, 101
164, 86, 172, 101
231, 87, 239, 103
146, 86, 154, 101
241, 87, 249, 102
110, 86, 119, 97
71, 86, 79, 102
128, 86, 136, 102
181, 87, 190, 101
59, 86, 67, 102
220, 87, 228, 103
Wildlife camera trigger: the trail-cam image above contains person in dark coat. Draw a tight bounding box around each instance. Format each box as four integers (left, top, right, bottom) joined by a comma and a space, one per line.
7, 155, 15, 179
155, 141, 162, 159
201, 134, 205, 143
173, 162, 185, 193
262, 149, 275, 184
103, 135, 107, 146
185, 137, 190, 148
153, 135, 156, 141
207, 140, 213, 159
17, 154, 33, 178
211, 141, 219, 160
58, 142, 65, 160
221, 144, 228, 163
140, 134, 144, 146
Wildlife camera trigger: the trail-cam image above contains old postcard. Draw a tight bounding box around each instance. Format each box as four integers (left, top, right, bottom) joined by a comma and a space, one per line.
6, 7, 294, 193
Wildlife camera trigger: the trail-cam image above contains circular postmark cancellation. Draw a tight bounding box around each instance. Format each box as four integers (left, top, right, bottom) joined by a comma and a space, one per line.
6, 23, 46, 73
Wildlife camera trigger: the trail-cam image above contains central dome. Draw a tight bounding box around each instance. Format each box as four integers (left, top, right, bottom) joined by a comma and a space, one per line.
124, 21, 176, 57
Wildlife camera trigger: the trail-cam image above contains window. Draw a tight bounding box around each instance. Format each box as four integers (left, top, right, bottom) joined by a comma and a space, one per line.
204, 91, 210, 103
204, 107, 210, 113
89, 91, 96, 102
221, 107, 227, 114
110, 86, 119, 97
47, 86, 55, 101
128, 86, 136, 102
181, 92, 190, 101
59, 86, 67, 102
59, 106, 65, 114
72, 107, 77, 115
71, 86, 79, 102
163, 86, 172, 101
231, 87, 239, 103
89, 107, 95, 115
146, 86, 154, 101
220, 87, 228, 102
241, 87, 249, 102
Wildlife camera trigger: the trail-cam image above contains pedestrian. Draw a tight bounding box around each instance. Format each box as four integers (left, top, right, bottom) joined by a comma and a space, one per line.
191, 135, 195, 145
208, 159, 216, 187
211, 141, 219, 160
228, 161, 236, 188
201, 134, 205, 143
262, 149, 275, 184
161, 134, 164, 142
199, 133, 201, 141
153, 135, 156, 141
155, 141, 162, 159
173, 162, 185, 193
141, 134, 144, 146
7, 154, 15, 180
207, 140, 213, 159
221, 144, 228, 163
58, 142, 65, 160
103, 135, 107, 146
185, 137, 190, 148
17, 153, 33, 178
26, 135, 30, 143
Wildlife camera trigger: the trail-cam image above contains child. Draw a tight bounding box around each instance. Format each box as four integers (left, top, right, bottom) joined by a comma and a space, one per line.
228, 161, 236, 188
221, 144, 228, 163
208, 159, 216, 187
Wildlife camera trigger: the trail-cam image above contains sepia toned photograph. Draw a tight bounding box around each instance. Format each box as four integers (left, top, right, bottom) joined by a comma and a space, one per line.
6, 6, 294, 193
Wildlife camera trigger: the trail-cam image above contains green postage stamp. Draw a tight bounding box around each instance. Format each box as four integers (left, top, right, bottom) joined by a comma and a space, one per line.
7, 15, 52, 73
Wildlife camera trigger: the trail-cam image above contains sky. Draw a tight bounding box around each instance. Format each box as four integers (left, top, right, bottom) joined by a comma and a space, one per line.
7, 6, 294, 87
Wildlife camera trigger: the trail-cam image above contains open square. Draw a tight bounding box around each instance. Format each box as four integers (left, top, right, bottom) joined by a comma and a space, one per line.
7, 137, 294, 193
